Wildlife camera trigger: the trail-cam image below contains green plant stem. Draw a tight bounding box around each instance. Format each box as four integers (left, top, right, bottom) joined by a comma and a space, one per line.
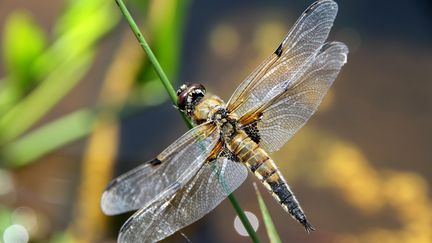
254, 183, 281, 243
228, 194, 260, 243
115, 0, 260, 242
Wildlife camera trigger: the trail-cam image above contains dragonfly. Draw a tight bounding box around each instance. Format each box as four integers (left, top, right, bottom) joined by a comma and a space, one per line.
101, 0, 348, 242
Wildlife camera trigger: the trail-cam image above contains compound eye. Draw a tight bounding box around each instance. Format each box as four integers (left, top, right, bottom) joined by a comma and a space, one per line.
177, 91, 188, 110
189, 83, 206, 94
176, 84, 188, 96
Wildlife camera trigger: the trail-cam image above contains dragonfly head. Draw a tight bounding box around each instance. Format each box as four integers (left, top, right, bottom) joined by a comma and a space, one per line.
176, 83, 206, 116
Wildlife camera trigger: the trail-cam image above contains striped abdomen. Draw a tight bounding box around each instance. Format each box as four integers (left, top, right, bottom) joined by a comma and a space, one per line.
228, 130, 315, 232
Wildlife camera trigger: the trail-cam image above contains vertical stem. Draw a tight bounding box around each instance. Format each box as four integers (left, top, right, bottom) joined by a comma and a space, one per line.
254, 183, 281, 243
228, 194, 261, 243
114, 0, 260, 242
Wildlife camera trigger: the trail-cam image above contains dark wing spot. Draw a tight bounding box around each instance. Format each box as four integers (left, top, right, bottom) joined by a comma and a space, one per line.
243, 121, 261, 144
274, 43, 283, 57
150, 158, 162, 166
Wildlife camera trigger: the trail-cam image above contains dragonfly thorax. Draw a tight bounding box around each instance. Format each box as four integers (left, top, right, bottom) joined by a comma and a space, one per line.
179, 85, 240, 140
189, 94, 226, 125
208, 106, 241, 141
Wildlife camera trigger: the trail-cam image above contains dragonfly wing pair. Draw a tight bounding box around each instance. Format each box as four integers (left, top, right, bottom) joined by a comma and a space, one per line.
101, 0, 348, 242
228, 0, 347, 153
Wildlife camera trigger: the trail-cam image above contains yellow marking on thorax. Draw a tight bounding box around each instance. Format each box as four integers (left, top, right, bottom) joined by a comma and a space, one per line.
192, 94, 224, 124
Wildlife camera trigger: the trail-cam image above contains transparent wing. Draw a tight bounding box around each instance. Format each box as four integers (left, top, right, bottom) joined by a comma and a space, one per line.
255, 42, 348, 152
101, 123, 219, 215
227, 0, 339, 118
118, 156, 248, 243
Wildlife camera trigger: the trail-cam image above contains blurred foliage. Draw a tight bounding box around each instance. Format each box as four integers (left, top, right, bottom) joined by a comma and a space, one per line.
0, 0, 119, 149
0, 206, 13, 234
0, 0, 190, 168
1, 0, 190, 242
2, 109, 95, 168
2, 12, 46, 97
50, 232, 74, 243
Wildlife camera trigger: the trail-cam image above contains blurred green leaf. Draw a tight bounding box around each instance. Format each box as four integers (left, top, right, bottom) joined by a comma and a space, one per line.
55, 0, 111, 35
0, 0, 120, 147
254, 183, 282, 243
129, 0, 150, 11
33, 1, 119, 78
0, 0, 190, 168
149, 0, 190, 80
0, 77, 16, 114
1, 101, 151, 167
2, 11, 46, 87
0, 205, 13, 234
1, 108, 95, 168
49, 232, 74, 243
0, 12, 47, 115
0, 51, 94, 145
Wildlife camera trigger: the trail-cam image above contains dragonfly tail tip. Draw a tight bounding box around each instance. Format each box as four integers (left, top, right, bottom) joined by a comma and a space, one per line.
303, 220, 316, 234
